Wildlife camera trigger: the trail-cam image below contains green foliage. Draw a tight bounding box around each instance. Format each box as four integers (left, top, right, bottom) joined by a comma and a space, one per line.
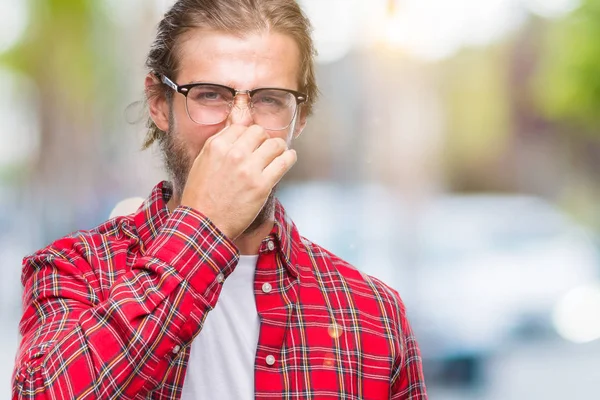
534, 0, 600, 131
0, 0, 108, 105
439, 45, 512, 164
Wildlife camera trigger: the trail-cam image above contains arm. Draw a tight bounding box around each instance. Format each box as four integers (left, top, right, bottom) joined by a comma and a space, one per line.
12, 207, 238, 400
390, 293, 428, 400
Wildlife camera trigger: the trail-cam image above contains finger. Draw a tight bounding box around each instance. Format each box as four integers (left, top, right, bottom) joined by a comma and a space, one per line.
251, 137, 288, 169
231, 125, 269, 154
212, 124, 249, 145
261, 149, 297, 186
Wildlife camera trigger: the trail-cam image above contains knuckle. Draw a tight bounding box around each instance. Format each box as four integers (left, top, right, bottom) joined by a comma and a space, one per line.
259, 132, 270, 145
250, 124, 265, 133
278, 139, 289, 152
232, 125, 247, 136
258, 128, 270, 141
228, 148, 244, 162
276, 157, 288, 172
268, 138, 287, 153
207, 137, 225, 153
251, 123, 265, 132
273, 137, 287, 147
239, 167, 252, 180
204, 135, 215, 149
249, 126, 268, 142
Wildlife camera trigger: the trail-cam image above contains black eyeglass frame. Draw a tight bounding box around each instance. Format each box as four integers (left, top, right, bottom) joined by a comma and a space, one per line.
158, 74, 308, 129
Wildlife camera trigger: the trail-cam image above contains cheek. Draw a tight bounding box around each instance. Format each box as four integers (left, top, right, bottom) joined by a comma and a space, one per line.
175, 116, 225, 158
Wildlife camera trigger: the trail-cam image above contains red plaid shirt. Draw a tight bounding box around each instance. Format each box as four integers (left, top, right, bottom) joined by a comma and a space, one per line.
13, 181, 427, 399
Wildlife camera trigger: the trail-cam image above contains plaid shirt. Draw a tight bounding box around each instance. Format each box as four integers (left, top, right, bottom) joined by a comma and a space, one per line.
13, 181, 427, 399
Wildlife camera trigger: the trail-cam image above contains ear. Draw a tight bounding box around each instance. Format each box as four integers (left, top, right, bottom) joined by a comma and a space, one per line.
292, 106, 308, 139
145, 73, 170, 132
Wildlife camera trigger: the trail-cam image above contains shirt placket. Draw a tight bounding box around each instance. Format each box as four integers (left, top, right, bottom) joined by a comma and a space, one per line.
253, 236, 298, 397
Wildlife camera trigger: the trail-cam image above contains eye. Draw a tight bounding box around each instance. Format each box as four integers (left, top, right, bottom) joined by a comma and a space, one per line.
194, 90, 222, 102
253, 90, 290, 108
257, 96, 281, 106
200, 91, 220, 100
189, 85, 231, 103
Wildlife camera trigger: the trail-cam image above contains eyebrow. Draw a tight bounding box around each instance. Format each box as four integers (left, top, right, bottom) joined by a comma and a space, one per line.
182, 77, 233, 86
182, 79, 298, 92
185, 79, 216, 85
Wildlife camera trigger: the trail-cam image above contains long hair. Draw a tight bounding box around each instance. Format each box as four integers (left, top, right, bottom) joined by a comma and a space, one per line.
143, 0, 318, 148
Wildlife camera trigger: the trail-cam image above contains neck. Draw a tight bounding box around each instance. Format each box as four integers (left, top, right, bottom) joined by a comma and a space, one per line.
234, 217, 275, 255
166, 196, 275, 256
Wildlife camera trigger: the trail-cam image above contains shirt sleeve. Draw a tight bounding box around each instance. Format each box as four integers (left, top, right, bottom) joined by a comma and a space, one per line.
12, 206, 239, 400
390, 290, 428, 400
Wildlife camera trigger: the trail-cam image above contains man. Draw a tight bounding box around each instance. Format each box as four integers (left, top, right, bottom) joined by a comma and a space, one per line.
13, 0, 427, 399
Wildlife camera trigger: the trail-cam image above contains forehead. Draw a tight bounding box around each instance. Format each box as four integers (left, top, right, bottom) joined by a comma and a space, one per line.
175, 29, 301, 90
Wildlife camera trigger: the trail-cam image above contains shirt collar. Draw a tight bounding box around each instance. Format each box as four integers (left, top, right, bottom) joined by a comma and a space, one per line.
132, 181, 172, 253
261, 199, 301, 278
133, 181, 301, 277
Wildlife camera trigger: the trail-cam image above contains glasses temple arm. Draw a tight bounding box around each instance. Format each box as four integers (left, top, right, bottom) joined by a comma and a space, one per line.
160, 75, 179, 92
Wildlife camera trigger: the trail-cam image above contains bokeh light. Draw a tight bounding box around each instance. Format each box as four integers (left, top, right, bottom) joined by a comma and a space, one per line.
299, 0, 357, 64
553, 284, 600, 344
0, 0, 28, 53
109, 197, 146, 219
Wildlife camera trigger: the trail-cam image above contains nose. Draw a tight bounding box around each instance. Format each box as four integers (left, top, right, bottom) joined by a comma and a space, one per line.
226, 93, 254, 127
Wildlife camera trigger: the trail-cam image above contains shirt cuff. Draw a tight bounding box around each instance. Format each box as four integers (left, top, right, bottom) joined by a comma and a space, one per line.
146, 206, 240, 305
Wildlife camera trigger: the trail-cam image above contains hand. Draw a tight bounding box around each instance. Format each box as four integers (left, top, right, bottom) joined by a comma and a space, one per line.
180, 124, 297, 240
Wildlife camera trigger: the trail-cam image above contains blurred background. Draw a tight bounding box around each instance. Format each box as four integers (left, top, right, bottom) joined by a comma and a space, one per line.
2, 0, 600, 398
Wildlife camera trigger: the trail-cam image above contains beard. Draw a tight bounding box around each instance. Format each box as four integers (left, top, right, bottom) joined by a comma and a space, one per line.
160, 120, 277, 237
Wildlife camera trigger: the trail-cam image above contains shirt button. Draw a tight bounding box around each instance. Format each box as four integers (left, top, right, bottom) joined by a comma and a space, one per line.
265, 354, 276, 366
267, 240, 275, 251
172, 345, 181, 354
216, 273, 225, 284
262, 282, 272, 294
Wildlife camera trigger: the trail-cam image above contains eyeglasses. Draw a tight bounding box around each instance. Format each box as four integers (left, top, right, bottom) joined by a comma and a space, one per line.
159, 75, 308, 131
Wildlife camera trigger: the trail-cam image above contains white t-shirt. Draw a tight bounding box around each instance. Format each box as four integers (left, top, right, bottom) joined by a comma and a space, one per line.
181, 255, 260, 400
